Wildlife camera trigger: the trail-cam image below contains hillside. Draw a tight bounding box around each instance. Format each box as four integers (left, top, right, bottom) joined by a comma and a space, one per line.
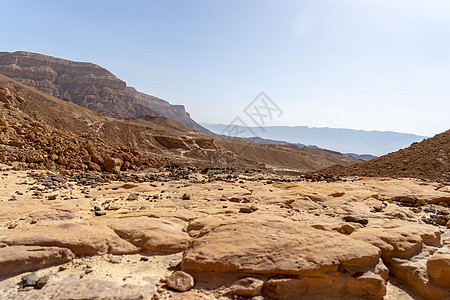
0, 51, 209, 134
0, 74, 360, 172
324, 130, 450, 181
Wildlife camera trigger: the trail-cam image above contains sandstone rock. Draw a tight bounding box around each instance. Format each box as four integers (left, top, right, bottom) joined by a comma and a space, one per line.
386, 246, 450, 300
106, 217, 190, 253
427, 253, 450, 288
345, 271, 386, 299
167, 271, 195, 292
227, 277, 264, 297
0, 223, 139, 255
0, 245, 74, 279
182, 216, 381, 276
181, 215, 384, 299
350, 220, 441, 258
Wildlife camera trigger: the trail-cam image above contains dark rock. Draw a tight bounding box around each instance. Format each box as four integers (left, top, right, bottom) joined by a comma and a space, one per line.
181, 193, 191, 200
343, 216, 368, 226
239, 206, 258, 214
35, 274, 50, 289
94, 211, 106, 216
431, 214, 450, 226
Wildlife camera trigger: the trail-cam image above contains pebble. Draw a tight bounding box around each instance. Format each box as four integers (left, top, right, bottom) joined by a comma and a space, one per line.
109, 257, 122, 264
94, 211, 106, 216
21, 272, 39, 288
181, 193, 191, 200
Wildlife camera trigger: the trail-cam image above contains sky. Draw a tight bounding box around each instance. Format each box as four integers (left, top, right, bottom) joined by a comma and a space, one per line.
2, 0, 450, 136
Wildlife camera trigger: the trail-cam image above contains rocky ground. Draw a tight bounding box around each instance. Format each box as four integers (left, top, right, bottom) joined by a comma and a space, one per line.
0, 163, 449, 300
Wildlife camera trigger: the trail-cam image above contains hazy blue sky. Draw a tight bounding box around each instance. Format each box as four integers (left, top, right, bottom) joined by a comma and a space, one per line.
3, 0, 450, 136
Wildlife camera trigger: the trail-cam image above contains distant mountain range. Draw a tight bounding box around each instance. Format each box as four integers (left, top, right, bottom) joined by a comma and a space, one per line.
201, 123, 427, 157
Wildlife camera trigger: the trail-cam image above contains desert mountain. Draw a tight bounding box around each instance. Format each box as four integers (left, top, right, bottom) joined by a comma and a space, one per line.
0, 51, 208, 134
202, 123, 426, 156
0, 73, 359, 173
325, 130, 450, 181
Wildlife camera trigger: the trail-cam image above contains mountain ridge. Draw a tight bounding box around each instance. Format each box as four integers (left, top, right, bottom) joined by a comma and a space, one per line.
201, 122, 426, 156
0, 51, 210, 134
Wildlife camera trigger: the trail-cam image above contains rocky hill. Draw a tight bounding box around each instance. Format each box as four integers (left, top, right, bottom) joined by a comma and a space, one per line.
0, 51, 208, 133
325, 130, 450, 181
0, 74, 360, 173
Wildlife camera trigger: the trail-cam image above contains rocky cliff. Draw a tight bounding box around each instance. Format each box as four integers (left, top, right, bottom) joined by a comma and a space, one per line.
0, 51, 208, 133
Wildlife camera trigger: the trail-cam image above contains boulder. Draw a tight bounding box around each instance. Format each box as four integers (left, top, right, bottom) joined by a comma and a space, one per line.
167, 271, 195, 292
102, 157, 122, 173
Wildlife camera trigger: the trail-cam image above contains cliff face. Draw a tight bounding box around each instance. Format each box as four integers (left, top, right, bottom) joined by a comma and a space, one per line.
0, 51, 207, 132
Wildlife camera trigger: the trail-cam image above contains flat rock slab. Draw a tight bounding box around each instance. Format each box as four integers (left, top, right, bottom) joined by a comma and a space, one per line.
0, 223, 139, 255
4, 278, 155, 300
0, 245, 74, 279
181, 215, 381, 276
350, 220, 441, 258
105, 216, 190, 253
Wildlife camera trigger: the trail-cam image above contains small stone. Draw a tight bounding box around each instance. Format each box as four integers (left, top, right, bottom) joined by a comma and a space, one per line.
167, 271, 194, 292
239, 206, 258, 213
181, 193, 191, 200
330, 192, 345, 197
59, 264, 67, 271
343, 216, 368, 225
109, 257, 122, 264
93, 206, 101, 211
95, 211, 106, 216
35, 274, 50, 289
127, 193, 139, 201
140, 256, 149, 262
47, 195, 57, 200
21, 272, 39, 287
